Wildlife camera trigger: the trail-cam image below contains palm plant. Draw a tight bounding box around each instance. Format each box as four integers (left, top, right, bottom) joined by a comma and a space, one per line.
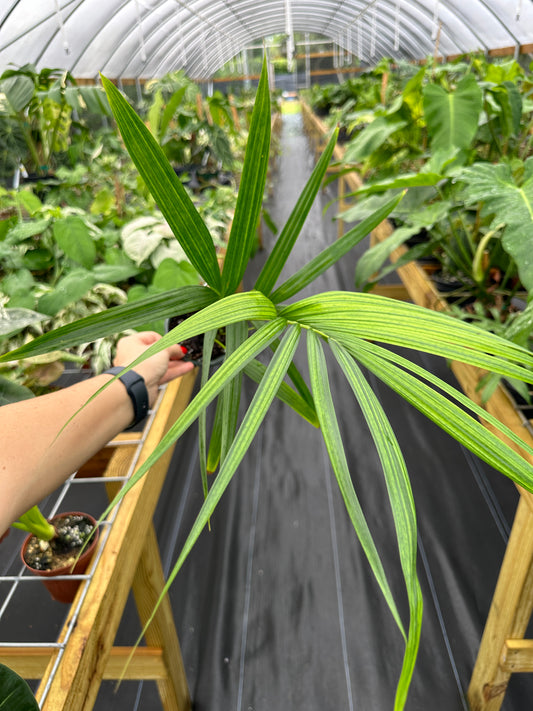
2, 61, 533, 710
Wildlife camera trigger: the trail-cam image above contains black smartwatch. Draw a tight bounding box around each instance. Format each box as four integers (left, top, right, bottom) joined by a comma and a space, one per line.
104, 366, 150, 429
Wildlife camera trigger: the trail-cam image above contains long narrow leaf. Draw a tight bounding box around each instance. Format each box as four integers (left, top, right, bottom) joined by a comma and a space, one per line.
251, 321, 315, 409
199, 329, 217, 499
343, 337, 533, 493
118, 291, 277, 375
255, 126, 340, 296
243, 359, 319, 426
206, 398, 224, 473
101, 76, 222, 292
0, 285, 217, 362
329, 339, 423, 711
221, 61, 271, 295
349, 337, 533, 463
270, 193, 405, 303
128, 324, 302, 659
220, 321, 247, 465
280, 292, 533, 377
161, 325, 301, 563
59, 292, 279, 442
98, 318, 289, 523
307, 332, 406, 639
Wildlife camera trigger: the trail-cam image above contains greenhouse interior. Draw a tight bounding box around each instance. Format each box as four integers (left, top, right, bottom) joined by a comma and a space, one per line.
1, 1, 533, 710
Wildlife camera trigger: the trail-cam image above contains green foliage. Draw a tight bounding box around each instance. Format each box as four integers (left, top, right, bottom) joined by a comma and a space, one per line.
423, 73, 483, 153
12, 505, 55, 540
460, 158, 533, 291
0, 64, 111, 178
3, 59, 533, 711
0, 663, 39, 710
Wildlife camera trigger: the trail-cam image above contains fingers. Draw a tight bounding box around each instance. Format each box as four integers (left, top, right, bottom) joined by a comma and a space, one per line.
159, 359, 195, 384
135, 331, 161, 347
166, 342, 188, 361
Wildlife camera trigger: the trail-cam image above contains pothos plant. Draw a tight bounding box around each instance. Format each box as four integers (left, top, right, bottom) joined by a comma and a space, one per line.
3, 61, 533, 710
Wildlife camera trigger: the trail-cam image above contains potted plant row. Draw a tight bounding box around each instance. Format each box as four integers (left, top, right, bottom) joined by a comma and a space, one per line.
320, 56, 533, 403
3, 60, 533, 711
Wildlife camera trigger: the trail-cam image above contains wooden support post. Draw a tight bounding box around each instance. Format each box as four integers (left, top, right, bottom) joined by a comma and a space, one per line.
468, 495, 533, 711
131, 524, 191, 711
25, 370, 197, 711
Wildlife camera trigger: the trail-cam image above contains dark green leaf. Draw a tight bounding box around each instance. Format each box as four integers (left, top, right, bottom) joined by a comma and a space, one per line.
271, 193, 404, 303
255, 126, 339, 296
0, 663, 39, 710
221, 60, 270, 295
101, 75, 222, 291
37, 269, 95, 316
53, 216, 96, 268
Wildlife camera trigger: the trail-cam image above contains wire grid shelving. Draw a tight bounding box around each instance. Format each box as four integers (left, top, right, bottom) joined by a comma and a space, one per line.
0, 370, 196, 711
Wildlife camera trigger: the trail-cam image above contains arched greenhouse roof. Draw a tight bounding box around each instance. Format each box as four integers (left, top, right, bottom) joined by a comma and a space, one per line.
1, 1, 533, 81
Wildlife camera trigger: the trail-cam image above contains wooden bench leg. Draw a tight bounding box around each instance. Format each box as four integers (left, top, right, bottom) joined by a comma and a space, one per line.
131, 523, 191, 711
468, 495, 533, 710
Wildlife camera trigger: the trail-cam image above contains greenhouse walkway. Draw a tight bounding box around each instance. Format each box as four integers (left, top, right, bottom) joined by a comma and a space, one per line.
69, 112, 533, 709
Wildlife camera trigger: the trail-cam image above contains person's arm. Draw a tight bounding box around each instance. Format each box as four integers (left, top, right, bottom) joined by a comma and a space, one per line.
0, 331, 195, 534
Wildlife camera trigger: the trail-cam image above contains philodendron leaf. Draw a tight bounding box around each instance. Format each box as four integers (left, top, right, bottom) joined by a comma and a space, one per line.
460, 158, 533, 291
101, 75, 222, 292
351, 171, 443, 197
0, 74, 34, 113
343, 114, 408, 163
0, 376, 35, 405
221, 60, 271, 296
37, 269, 95, 317
354, 225, 421, 288
0, 663, 39, 710
423, 73, 483, 152
0, 307, 46, 336
53, 216, 96, 268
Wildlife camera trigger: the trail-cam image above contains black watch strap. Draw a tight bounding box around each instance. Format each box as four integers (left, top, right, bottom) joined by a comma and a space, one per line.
104, 366, 150, 429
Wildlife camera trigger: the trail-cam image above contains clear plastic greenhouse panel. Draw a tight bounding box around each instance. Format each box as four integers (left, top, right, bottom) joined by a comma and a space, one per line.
0, 1, 532, 80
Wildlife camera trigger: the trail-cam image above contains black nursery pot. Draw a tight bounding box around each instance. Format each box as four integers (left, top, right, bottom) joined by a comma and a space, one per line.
166, 313, 226, 367
21, 512, 99, 604
431, 272, 476, 306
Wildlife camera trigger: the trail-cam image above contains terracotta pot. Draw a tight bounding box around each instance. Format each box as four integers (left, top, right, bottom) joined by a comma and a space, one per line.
20, 512, 99, 604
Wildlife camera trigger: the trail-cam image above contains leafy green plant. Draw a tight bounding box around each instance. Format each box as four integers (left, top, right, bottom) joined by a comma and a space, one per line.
3, 61, 533, 710
143, 71, 240, 178
11, 505, 55, 541
460, 157, 533, 292
0, 662, 39, 710
0, 64, 111, 180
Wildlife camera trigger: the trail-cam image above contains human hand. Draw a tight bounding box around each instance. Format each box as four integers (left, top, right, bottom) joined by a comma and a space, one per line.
113, 331, 195, 406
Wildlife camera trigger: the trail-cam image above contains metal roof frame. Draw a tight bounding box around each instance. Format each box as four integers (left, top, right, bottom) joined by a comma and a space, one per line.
0, 1, 532, 80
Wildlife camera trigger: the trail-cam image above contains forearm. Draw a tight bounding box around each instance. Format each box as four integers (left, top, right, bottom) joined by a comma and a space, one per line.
0, 374, 135, 532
